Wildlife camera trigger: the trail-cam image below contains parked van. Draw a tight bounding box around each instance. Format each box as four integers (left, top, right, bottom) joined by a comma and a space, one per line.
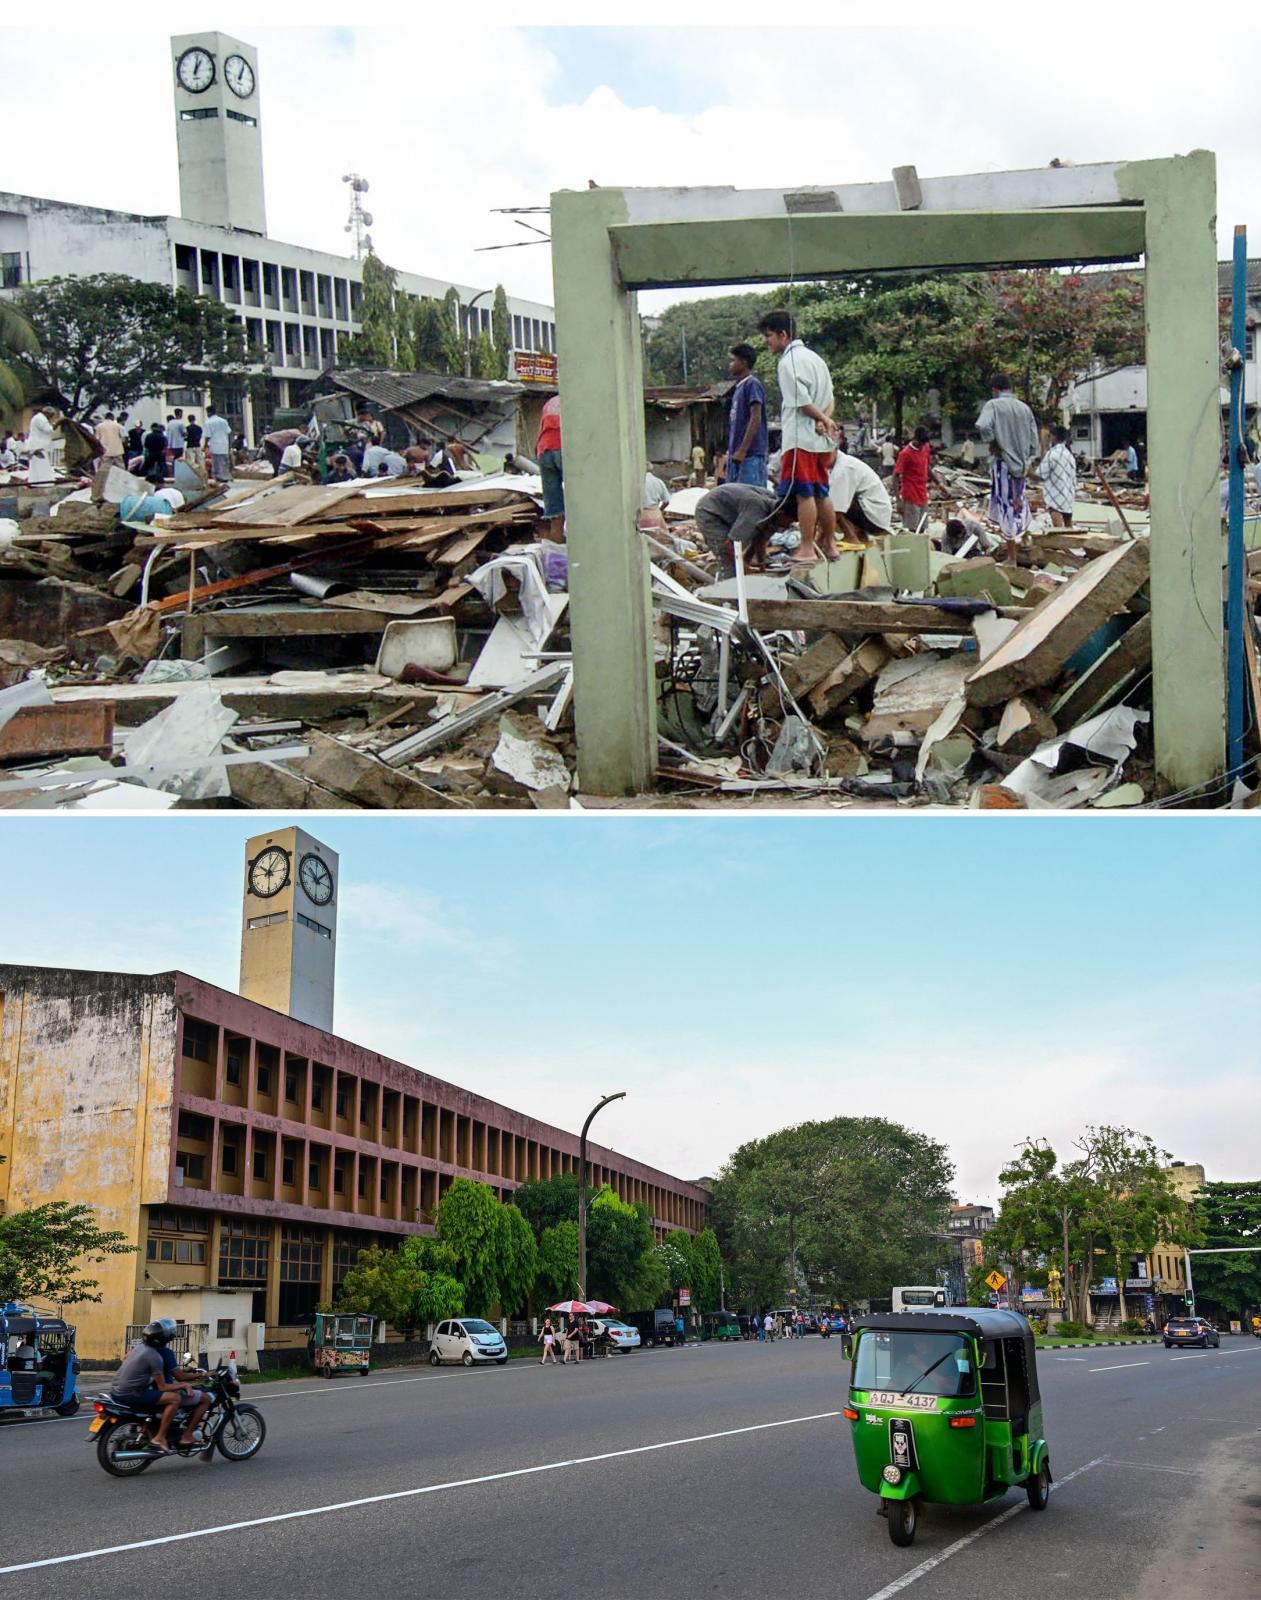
892, 1286, 948, 1312
625, 1308, 681, 1347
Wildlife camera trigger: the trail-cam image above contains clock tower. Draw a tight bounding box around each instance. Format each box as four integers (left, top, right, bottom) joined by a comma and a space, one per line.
239, 827, 338, 1032
172, 31, 266, 235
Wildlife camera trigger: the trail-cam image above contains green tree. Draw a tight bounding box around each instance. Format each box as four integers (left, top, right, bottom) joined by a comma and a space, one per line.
0, 1159, 134, 1304
341, 249, 401, 367
586, 1186, 661, 1311
712, 1117, 954, 1310
535, 1220, 579, 1304
491, 284, 511, 379
514, 1172, 579, 1239
1189, 1182, 1261, 1321
409, 296, 452, 373
688, 1228, 724, 1313
0, 300, 39, 418
468, 331, 497, 380
644, 291, 774, 387
336, 1241, 464, 1334
13, 274, 260, 420
655, 1235, 693, 1295
494, 1202, 539, 1318
441, 287, 465, 375
436, 1178, 507, 1316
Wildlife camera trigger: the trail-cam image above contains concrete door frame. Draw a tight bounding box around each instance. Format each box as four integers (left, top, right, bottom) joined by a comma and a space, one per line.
551, 152, 1224, 799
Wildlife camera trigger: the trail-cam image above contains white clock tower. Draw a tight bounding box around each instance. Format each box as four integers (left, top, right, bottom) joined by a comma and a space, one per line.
172, 31, 267, 235
239, 827, 338, 1032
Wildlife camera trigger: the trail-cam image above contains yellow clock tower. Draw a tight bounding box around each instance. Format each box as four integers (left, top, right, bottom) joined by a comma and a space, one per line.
239, 827, 338, 1031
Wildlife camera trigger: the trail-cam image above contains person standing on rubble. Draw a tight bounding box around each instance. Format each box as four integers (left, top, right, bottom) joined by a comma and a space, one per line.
93, 412, 125, 473
892, 427, 939, 532
204, 405, 232, 483
975, 373, 1040, 561
757, 310, 839, 565
536, 394, 564, 542
141, 419, 168, 481
183, 414, 204, 475
724, 344, 769, 486
167, 408, 186, 462
1037, 425, 1078, 527
691, 441, 708, 487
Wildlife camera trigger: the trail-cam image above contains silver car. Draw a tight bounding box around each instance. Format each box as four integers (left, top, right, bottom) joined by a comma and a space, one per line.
428, 1318, 508, 1366
590, 1317, 641, 1352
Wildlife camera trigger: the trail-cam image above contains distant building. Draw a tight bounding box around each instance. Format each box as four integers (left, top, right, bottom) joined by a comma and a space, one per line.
0, 31, 555, 440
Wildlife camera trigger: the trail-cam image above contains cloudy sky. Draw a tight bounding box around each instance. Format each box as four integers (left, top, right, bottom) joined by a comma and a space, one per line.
3, 6, 1259, 313
2, 816, 1256, 1206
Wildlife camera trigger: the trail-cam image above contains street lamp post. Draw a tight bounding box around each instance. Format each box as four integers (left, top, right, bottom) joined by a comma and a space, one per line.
462, 289, 495, 378
577, 1092, 626, 1301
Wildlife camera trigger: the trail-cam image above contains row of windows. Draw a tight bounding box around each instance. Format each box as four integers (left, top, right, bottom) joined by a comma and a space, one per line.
513, 314, 556, 353
173, 246, 361, 324
147, 1238, 207, 1264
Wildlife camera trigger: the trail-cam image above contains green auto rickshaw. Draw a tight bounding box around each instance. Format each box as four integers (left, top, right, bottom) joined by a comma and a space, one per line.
846, 1308, 1050, 1547
700, 1311, 742, 1342
307, 1313, 374, 1378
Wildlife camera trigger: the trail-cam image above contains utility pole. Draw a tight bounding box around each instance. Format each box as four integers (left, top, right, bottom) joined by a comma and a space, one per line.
577, 1092, 626, 1301
463, 289, 495, 379
680, 324, 689, 384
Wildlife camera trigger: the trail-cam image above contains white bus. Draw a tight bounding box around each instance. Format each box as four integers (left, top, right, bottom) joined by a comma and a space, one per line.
892, 1286, 948, 1312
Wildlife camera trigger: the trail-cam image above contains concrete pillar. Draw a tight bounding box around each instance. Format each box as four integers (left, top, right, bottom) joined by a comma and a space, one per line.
1118, 151, 1226, 793
265, 1221, 282, 1327
551, 188, 658, 795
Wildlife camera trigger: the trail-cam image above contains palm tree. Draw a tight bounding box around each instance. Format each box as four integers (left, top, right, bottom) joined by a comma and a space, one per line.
0, 300, 40, 418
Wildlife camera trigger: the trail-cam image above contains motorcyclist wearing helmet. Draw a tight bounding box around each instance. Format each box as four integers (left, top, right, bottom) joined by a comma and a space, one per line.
111, 1319, 211, 1455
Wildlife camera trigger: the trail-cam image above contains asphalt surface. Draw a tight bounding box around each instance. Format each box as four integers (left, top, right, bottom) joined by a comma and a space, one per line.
1, 1337, 1258, 1598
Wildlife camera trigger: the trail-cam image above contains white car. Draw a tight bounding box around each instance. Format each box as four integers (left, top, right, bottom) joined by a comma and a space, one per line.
591, 1317, 641, 1352
428, 1318, 508, 1367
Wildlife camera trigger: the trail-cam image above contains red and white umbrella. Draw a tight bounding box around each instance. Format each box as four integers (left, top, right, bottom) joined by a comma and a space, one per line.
548, 1299, 618, 1315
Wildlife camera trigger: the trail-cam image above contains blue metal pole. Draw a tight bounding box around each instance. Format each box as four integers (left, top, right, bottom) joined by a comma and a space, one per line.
1226, 225, 1247, 778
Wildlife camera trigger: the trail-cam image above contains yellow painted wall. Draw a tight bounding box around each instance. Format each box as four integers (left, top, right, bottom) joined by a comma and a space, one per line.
0, 968, 178, 1360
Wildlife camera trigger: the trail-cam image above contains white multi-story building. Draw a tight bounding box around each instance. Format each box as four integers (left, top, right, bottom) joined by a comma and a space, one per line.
0, 31, 556, 438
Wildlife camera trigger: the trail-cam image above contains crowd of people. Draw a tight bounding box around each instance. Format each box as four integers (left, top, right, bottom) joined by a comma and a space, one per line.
536, 1314, 615, 1365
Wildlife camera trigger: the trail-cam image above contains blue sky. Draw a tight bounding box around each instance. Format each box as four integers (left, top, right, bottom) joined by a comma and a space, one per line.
1, 816, 1256, 1203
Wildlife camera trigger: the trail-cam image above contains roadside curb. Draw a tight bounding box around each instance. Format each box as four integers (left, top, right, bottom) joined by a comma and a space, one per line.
1037, 1339, 1161, 1350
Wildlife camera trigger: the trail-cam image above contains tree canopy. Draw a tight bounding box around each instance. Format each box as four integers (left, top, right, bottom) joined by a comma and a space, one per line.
13, 274, 261, 420
986, 1129, 1200, 1323
1185, 1181, 1261, 1319
0, 300, 40, 417
435, 1178, 538, 1318
711, 1116, 954, 1309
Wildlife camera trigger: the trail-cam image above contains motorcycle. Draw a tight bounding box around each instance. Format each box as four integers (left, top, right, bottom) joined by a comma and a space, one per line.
87, 1363, 266, 1477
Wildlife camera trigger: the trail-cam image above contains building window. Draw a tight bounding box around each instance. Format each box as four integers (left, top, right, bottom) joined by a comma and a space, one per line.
222, 1143, 238, 1175
309, 1160, 321, 1188
256, 1063, 271, 1096
311, 1081, 325, 1111
331, 1237, 363, 1289
333, 1165, 345, 1195
297, 912, 331, 938
219, 1219, 269, 1282
280, 1226, 322, 1282
217, 1319, 235, 1339
176, 1152, 205, 1181
247, 911, 288, 931
251, 1148, 267, 1182
282, 1154, 296, 1186
226, 109, 257, 126
182, 1018, 215, 1062
160, 1239, 174, 1261
177, 1111, 210, 1141
380, 1171, 390, 1200
357, 1167, 366, 1197
285, 1072, 298, 1102
335, 1086, 348, 1119
1246, 329, 1255, 361
180, 107, 219, 121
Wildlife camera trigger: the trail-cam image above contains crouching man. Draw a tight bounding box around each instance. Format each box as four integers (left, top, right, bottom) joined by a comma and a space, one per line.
695, 483, 797, 578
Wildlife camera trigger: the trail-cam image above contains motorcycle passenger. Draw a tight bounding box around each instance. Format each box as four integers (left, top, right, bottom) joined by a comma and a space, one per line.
111, 1319, 211, 1454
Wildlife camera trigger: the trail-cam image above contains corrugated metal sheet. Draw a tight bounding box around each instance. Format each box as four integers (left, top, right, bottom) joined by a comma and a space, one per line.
331, 369, 527, 411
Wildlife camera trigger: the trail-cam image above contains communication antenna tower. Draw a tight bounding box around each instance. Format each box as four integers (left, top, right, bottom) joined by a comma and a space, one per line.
342, 173, 374, 259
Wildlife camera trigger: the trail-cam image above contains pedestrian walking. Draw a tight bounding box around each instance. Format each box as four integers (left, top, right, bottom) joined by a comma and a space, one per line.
93, 411, 125, 471
753, 1312, 763, 1342
976, 374, 1040, 560
562, 1315, 582, 1364
1037, 425, 1078, 527
538, 1317, 559, 1364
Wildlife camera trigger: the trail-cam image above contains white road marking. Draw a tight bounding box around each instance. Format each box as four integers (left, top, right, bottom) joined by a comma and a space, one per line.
0, 1409, 842, 1575
1055, 1357, 1087, 1362
1103, 1460, 1205, 1476
1087, 1361, 1150, 1373
1169, 1352, 1215, 1361
859, 1457, 1107, 1600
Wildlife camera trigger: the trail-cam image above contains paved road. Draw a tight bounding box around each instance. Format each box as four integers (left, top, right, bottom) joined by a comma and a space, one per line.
2, 1338, 1258, 1598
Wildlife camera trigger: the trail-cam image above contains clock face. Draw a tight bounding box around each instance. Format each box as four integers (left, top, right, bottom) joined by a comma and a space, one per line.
224, 54, 255, 99
176, 46, 216, 94
248, 845, 290, 900
299, 853, 334, 906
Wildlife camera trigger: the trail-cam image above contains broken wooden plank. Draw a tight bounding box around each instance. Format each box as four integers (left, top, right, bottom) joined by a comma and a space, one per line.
435, 525, 493, 568
203, 481, 371, 528
808, 639, 890, 718
292, 730, 466, 809
863, 655, 974, 741
0, 701, 115, 762
180, 607, 398, 660
1049, 613, 1153, 728
746, 598, 1018, 634
782, 634, 851, 699
996, 695, 1059, 758
379, 663, 569, 767
964, 540, 1150, 708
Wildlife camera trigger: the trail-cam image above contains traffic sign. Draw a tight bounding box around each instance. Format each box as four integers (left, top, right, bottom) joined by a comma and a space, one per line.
985, 1270, 1007, 1292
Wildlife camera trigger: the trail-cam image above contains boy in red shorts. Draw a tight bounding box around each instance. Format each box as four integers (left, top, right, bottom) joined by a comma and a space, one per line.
758, 310, 839, 563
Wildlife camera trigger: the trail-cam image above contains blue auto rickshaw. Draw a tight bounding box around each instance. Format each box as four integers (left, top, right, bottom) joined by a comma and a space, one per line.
0, 1302, 81, 1418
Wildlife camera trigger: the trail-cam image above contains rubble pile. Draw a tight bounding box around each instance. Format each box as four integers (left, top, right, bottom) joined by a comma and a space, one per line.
0, 465, 1253, 809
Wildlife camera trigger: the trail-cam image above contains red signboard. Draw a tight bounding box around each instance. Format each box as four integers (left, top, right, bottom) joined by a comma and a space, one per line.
678, 1287, 691, 1306
514, 350, 558, 384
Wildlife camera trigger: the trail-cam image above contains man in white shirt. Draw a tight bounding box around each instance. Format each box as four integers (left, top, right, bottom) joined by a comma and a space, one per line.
204, 406, 232, 482
642, 470, 670, 512
828, 451, 893, 543
167, 409, 186, 458
758, 310, 838, 564
94, 412, 125, 468
279, 440, 304, 474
